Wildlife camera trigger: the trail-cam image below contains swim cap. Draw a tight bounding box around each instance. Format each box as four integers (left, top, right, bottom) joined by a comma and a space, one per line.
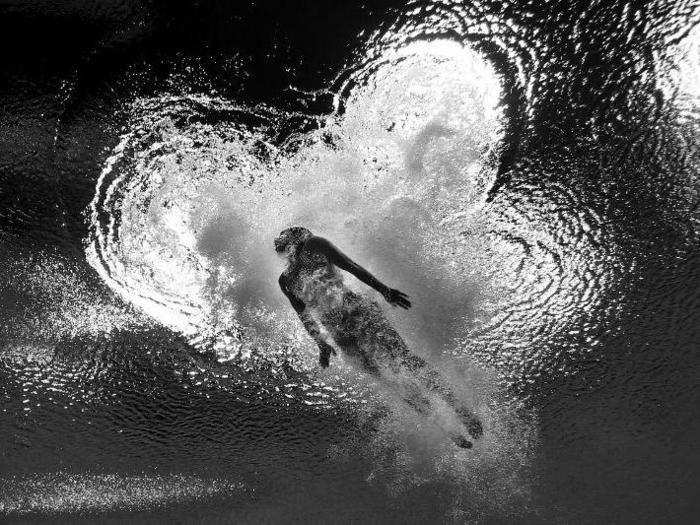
274, 226, 312, 253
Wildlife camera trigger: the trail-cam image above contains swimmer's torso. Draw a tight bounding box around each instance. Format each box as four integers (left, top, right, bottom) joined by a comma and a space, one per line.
282, 245, 349, 312
281, 241, 408, 363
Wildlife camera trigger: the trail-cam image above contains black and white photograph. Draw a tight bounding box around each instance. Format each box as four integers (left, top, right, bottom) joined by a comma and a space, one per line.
1, 1, 698, 522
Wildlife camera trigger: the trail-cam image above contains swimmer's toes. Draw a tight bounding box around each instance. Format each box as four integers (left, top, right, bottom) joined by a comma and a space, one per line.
456, 407, 483, 439
468, 418, 483, 439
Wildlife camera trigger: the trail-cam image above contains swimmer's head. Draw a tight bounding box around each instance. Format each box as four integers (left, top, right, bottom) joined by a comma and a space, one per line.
274, 226, 312, 258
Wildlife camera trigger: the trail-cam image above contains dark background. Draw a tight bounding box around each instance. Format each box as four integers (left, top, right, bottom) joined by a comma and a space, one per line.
1, 0, 698, 522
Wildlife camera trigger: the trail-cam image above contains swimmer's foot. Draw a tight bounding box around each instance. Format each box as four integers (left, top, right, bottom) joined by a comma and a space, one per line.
450, 433, 473, 449
456, 407, 483, 440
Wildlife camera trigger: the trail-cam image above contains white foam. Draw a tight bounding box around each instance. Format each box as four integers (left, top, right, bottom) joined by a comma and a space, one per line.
86, 40, 504, 366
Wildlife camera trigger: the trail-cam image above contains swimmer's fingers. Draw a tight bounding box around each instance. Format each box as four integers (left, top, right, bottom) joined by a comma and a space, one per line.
396, 294, 411, 309
387, 288, 412, 309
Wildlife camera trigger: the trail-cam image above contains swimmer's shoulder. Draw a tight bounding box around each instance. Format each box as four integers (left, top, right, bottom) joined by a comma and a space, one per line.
302, 235, 334, 255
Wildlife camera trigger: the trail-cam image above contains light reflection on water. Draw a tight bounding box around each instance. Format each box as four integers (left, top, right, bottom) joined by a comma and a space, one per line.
0, 473, 248, 516
80, 38, 542, 516
85, 35, 621, 395
2, 0, 698, 521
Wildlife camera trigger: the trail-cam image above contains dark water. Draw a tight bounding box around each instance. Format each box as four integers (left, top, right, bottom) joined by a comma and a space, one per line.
1, 1, 698, 522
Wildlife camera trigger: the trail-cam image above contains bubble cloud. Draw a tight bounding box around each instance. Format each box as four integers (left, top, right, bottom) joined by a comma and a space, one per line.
86, 40, 504, 369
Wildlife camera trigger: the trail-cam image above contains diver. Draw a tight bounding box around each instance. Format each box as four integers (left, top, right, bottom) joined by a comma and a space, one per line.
275, 226, 482, 447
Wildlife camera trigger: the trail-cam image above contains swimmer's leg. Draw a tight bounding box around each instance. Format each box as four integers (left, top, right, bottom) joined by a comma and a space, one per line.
376, 373, 473, 449
401, 354, 483, 440
336, 333, 475, 448
423, 369, 483, 439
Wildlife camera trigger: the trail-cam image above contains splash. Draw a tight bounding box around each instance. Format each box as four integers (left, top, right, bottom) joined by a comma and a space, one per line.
84, 41, 549, 517
0, 248, 147, 355
86, 40, 503, 369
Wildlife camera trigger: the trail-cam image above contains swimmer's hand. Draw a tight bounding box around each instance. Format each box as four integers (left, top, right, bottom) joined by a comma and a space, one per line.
318, 342, 336, 368
383, 287, 411, 309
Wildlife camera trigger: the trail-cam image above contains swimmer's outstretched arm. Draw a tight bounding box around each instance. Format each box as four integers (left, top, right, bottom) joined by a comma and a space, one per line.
279, 274, 336, 368
304, 236, 411, 309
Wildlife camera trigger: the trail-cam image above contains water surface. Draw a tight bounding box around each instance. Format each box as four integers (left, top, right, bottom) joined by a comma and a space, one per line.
1, 1, 698, 522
